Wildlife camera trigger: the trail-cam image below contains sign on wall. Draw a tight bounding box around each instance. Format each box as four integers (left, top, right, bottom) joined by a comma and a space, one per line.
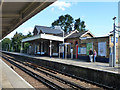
78, 47, 86, 54
98, 42, 106, 56
78, 47, 81, 54
86, 43, 93, 55
111, 37, 118, 43
81, 47, 86, 54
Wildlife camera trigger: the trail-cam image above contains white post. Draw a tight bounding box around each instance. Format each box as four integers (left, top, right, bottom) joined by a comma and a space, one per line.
37, 44, 39, 52
50, 40, 52, 58
11, 43, 13, 52
71, 48, 73, 59
61, 29, 65, 59
59, 45, 60, 58
9, 44, 10, 51
113, 20, 116, 67
34, 43, 36, 54
30, 45, 32, 54
65, 45, 67, 59
20, 42, 23, 53
63, 31, 64, 59
41, 42, 43, 55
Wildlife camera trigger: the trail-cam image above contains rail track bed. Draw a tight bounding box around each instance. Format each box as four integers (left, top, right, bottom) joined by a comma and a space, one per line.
1, 53, 109, 89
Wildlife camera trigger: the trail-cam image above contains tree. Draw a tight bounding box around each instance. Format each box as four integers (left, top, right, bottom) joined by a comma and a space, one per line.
24, 31, 32, 38
52, 14, 86, 32
74, 18, 86, 32
74, 18, 81, 31
1, 31, 33, 53
52, 14, 74, 32
2, 38, 11, 51
23, 32, 32, 53
80, 21, 86, 32
11, 32, 24, 52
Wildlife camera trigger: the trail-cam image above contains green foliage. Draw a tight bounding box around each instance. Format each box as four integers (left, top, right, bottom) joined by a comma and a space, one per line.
23, 43, 30, 53
52, 14, 74, 32
22, 32, 32, 53
74, 18, 81, 31
11, 32, 24, 52
2, 31, 32, 53
2, 38, 11, 51
24, 31, 32, 39
52, 14, 86, 32
74, 18, 86, 32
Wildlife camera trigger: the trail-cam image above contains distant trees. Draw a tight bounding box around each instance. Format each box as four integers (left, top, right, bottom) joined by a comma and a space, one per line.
2, 38, 11, 51
2, 31, 32, 53
51, 14, 86, 32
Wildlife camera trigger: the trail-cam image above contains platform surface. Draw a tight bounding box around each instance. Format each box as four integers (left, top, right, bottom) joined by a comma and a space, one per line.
0, 58, 34, 89
2, 51, 120, 74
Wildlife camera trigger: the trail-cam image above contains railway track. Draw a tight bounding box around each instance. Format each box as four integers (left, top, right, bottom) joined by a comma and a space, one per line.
1, 53, 114, 89
1, 54, 89, 90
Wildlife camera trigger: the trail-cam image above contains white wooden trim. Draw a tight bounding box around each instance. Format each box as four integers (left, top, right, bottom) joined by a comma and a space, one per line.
80, 30, 94, 38
41, 34, 64, 41
22, 35, 41, 42
22, 34, 64, 42
64, 30, 78, 39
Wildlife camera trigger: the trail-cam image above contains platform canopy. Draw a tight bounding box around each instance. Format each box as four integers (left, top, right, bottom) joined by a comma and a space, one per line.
22, 33, 64, 42
1, 0, 56, 40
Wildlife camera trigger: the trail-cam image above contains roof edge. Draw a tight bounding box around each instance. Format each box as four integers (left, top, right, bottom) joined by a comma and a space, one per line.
80, 30, 95, 38
64, 30, 79, 39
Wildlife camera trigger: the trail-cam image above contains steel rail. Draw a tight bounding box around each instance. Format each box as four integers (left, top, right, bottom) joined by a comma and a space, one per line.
1, 55, 65, 90
1, 52, 115, 89
2, 54, 87, 90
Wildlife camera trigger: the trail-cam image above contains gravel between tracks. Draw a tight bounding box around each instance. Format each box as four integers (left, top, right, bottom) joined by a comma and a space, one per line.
2, 54, 104, 89
1, 56, 49, 89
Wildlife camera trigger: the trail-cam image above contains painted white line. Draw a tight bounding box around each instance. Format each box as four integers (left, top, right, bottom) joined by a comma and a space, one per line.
1, 59, 35, 89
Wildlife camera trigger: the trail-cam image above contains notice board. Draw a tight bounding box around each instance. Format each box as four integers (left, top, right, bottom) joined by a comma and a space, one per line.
86, 43, 93, 55
98, 42, 106, 56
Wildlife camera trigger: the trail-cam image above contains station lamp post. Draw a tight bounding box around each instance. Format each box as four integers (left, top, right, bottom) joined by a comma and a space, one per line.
112, 16, 120, 67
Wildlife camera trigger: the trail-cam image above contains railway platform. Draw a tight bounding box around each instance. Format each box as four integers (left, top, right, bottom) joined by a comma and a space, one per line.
1, 51, 120, 89
0, 58, 34, 89
2, 51, 120, 73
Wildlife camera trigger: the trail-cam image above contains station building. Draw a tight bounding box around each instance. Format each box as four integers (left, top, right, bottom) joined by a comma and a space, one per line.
66, 31, 120, 63
22, 25, 64, 56
22, 25, 120, 63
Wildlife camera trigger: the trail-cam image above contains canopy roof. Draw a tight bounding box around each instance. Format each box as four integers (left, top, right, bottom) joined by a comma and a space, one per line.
33, 25, 63, 35
1, 1, 56, 39
22, 33, 64, 42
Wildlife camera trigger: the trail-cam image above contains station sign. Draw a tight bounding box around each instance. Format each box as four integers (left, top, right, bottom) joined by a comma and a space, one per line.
111, 37, 118, 43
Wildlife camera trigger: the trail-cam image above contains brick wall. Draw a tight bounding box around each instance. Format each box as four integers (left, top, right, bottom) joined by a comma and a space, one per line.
80, 36, 109, 58
66, 35, 119, 62
66, 38, 79, 55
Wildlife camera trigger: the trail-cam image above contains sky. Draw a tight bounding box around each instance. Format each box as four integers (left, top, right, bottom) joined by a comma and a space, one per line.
4, 1, 119, 39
